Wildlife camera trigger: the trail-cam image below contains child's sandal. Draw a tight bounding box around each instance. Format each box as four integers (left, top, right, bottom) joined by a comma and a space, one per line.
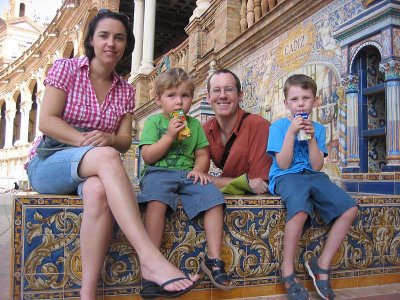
305, 256, 336, 299
200, 254, 234, 290
281, 273, 310, 300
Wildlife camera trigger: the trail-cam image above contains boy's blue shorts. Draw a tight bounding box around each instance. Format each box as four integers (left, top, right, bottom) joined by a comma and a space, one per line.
275, 170, 357, 224
27, 146, 95, 197
138, 166, 226, 220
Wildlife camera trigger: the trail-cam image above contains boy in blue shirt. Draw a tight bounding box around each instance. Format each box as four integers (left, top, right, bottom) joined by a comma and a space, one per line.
267, 74, 358, 300
138, 68, 232, 295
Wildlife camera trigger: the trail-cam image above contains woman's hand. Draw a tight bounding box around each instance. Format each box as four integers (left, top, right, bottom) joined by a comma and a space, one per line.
80, 130, 115, 147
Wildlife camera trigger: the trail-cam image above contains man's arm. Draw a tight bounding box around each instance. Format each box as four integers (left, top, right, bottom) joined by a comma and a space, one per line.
207, 176, 235, 189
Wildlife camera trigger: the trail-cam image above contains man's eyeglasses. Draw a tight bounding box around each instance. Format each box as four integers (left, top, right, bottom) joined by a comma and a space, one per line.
210, 87, 237, 96
97, 8, 130, 22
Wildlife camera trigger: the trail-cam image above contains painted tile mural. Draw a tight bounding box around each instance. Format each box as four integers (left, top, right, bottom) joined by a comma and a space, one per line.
232, 0, 365, 176
12, 194, 400, 298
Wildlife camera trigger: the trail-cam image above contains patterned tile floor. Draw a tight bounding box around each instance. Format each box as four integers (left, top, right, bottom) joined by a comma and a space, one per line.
1, 192, 399, 300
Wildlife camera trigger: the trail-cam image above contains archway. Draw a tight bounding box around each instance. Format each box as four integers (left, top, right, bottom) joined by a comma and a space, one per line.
28, 82, 38, 142
13, 93, 21, 146
350, 45, 385, 172
0, 101, 5, 148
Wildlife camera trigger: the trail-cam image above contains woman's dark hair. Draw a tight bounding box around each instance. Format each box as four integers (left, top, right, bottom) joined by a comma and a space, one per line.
84, 9, 135, 61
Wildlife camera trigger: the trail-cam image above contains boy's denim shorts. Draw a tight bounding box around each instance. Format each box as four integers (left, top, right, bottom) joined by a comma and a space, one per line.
27, 146, 95, 197
138, 166, 226, 220
275, 170, 357, 224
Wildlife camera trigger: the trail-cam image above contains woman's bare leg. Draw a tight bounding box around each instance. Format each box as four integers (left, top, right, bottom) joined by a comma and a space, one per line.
79, 176, 114, 300
78, 147, 198, 291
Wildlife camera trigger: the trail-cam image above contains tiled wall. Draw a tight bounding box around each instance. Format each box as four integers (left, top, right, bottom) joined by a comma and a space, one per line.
11, 193, 400, 299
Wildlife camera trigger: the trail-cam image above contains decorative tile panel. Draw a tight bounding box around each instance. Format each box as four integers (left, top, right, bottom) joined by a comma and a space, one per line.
11, 193, 400, 299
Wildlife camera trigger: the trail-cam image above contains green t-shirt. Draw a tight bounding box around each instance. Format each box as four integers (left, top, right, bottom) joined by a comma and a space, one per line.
139, 113, 209, 171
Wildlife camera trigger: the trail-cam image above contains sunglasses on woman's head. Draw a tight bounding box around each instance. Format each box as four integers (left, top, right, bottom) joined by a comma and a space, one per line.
97, 8, 130, 22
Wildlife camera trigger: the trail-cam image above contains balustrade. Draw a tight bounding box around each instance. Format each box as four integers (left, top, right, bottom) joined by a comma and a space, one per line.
240, 0, 282, 32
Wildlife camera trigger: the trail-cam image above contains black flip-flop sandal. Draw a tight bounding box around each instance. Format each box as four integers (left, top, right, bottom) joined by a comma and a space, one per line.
139, 274, 201, 299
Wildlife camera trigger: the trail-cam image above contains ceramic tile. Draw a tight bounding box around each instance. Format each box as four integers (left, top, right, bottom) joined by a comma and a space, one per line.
211, 286, 244, 299
382, 273, 400, 284
343, 181, 360, 193
357, 274, 383, 287
360, 182, 395, 195
332, 277, 359, 289
11, 193, 400, 298
244, 283, 276, 297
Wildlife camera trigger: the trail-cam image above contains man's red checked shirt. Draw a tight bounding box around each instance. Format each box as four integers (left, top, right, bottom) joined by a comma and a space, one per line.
26, 57, 135, 165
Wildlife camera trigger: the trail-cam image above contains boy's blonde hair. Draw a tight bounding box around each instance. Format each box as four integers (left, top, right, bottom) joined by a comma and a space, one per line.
283, 74, 317, 98
155, 68, 195, 97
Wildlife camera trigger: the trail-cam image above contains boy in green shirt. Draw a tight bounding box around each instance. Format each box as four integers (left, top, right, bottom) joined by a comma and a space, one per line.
138, 68, 232, 294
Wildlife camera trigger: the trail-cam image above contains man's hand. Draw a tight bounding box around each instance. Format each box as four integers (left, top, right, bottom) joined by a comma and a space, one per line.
248, 178, 268, 194
187, 170, 210, 185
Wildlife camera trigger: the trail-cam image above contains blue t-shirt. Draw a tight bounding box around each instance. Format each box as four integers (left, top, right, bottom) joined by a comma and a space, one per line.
267, 118, 328, 195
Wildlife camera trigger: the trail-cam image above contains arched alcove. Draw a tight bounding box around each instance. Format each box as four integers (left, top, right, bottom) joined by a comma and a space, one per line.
19, 3, 26, 17
13, 93, 22, 146
0, 101, 5, 148
350, 45, 386, 172
28, 81, 38, 142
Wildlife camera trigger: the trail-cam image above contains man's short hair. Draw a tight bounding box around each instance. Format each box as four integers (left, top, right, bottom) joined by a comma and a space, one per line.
207, 69, 241, 92
283, 74, 317, 98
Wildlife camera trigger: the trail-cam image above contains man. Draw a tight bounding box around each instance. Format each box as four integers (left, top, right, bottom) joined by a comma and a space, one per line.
203, 69, 272, 194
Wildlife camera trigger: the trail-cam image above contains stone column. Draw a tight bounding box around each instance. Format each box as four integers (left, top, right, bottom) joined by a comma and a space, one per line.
190, 0, 211, 22
380, 59, 400, 171
139, 0, 156, 74
5, 109, 16, 148
19, 101, 32, 144
35, 90, 44, 138
341, 74, 360, 172
129, 0, 145, 81
19, 84, 32, 144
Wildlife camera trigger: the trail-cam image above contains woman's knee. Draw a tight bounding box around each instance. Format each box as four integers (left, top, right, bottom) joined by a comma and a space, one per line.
95, 147, 121, 164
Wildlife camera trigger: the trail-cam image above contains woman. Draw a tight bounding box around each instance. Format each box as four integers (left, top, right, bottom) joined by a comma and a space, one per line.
27, 9, 198, 300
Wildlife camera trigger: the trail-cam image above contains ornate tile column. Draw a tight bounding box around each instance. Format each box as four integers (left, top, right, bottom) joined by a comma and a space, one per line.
380, 59, 400, 171
341, 74, 360, 172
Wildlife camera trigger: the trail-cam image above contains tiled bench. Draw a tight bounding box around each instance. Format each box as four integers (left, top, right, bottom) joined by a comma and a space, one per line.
11, 193, 400, 299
